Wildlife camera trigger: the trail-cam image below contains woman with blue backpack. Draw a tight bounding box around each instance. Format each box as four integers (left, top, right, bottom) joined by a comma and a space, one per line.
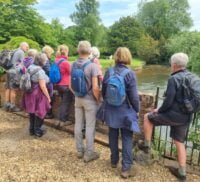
51, 45, 74, 127
98, 47, 140, 178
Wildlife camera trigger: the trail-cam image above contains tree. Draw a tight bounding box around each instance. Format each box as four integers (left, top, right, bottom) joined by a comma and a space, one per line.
70, 0, 101, 45
0, 0, 59, 47
165, 32, 200, 74
0, 0, 40, 43
136, 34, 160, 64
108, 16, 144, 55
137, 0, 193, 39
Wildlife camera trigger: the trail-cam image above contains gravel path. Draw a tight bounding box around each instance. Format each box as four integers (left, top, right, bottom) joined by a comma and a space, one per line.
0, 109, 199, 182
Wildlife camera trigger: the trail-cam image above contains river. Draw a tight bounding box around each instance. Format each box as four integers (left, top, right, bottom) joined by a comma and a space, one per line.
136, 65, 170, 96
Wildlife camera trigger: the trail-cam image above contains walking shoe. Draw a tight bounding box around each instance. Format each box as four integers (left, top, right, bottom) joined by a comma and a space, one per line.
111, 163, 117, 168
45, 113, 54, 119
29, 130, 34, 136
3, 102, 11, 111
9, 104, 21, 112
84, 152, 100, 163
77, 151, 84, 159
168, 166, 186, 182
137, 140, 151, 154
34, 129, 46, 137
121, 169, 132, 179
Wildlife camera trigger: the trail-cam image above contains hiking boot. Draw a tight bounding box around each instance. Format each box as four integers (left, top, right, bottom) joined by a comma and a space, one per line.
121, 169, 132, 179
45, 113, 54, 119
29, 130, 34, 136
137, 140, 151, 154
3, 102, 11, 111
111, 163, 117, 168
168, 166, 186, 182
9, 104, 21, 112
77, 151, 84, 159
84, 152, 100, 163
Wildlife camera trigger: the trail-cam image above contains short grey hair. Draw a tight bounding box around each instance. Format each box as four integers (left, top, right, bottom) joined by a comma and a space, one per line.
27, 49, 38, 58
20, 42, 29, 48
89, 46, 100, 59
34, 53, 48, 66
77, 41, 91, 55
170, 52, 189, 68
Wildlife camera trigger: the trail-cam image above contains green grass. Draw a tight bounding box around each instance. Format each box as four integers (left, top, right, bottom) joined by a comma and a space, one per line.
68, 56, 145, 70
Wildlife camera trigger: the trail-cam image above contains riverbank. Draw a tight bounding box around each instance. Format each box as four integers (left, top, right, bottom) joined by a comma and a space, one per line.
68, 56, 145, 70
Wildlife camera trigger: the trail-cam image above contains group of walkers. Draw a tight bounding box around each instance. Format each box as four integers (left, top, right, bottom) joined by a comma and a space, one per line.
2, 40, 194, 181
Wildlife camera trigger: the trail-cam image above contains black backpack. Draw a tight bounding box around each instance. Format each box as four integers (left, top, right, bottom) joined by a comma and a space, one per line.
0, 50, 15, 70
178, 72, 200, 114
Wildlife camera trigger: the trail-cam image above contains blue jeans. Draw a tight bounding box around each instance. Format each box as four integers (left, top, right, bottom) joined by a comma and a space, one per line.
109, 127, 133, 171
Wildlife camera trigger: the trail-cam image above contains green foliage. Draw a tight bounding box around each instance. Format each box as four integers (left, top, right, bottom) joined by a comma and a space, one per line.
108, 16, 144, 55
70, 0, 102, 45
136, 34, 160, 64
0, 36, 40, 50
165, 32, 200, 73
188, 114, 200, 150
137, 0, 193, 40
0, 0, 42, 43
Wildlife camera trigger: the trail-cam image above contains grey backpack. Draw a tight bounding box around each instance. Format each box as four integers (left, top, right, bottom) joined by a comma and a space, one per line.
20, 68, 41, 92
180, 72, 200, 113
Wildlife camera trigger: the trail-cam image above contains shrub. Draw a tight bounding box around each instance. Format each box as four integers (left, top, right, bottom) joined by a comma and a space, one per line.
0, 36, 41, 51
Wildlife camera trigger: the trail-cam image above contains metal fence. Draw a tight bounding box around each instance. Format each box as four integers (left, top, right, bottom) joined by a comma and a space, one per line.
153, 87, 200, 167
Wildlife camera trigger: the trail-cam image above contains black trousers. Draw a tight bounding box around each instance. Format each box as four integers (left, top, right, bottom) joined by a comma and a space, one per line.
57, 85, 74, 122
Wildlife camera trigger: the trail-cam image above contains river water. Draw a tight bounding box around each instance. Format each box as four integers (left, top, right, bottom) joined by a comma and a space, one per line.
136, 65, 170, 96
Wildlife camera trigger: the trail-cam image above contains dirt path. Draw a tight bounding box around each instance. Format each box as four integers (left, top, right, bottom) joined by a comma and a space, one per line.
0, 109, 199, 182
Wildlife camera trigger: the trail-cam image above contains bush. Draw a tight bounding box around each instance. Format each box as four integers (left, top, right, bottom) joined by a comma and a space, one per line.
165, 32, 200, 74
0, 36, 41, 51
136, 34, 160, 64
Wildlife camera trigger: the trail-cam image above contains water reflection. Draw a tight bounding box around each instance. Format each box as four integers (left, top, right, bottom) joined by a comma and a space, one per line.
136, 65, 171, 95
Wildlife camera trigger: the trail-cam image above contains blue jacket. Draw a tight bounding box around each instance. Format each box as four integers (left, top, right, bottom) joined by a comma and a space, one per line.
101, 64, 140, 132
158, 69, 191, 123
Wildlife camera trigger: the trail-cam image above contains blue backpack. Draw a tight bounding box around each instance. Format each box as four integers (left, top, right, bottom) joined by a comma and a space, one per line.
49, 59, 65, 84
105, 68, 130, 106
71, 61, 91, 97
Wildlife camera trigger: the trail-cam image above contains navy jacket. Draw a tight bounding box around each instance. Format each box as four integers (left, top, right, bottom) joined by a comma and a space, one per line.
158, 69, 191, 123
101, 64, 140, 132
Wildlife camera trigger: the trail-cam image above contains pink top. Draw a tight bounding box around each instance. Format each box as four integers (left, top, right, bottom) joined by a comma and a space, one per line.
55, 56, 71, 86
92, 58, 103, 80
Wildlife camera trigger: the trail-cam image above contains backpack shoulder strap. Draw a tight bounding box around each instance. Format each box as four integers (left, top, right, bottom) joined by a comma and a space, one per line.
108, 67, 115, 76
57, 59, 65, 66
29, 68, 41, 76
82, 60, 91, 70
120, 68, 131, 78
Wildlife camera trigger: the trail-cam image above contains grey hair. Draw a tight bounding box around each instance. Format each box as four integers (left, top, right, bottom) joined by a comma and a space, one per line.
27, 49, 38, 58
77, 41, 91, 55
34, 53, 48, 66
20, 42, 29, 48
89, 46, 100, 59
170, 52, 189, 68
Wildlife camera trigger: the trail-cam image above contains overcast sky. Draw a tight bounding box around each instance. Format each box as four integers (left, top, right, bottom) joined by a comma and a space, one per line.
35, 0, 200, 30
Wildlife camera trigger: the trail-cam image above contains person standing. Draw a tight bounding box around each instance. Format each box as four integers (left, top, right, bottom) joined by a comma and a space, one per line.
22, 53, 51, 137
139, 53, 192, 181
100, 47, 140, 178
4, 42, 29, 112
72, 41, 100, 162
54, 45, 73, 126
42, 45, 54, 119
